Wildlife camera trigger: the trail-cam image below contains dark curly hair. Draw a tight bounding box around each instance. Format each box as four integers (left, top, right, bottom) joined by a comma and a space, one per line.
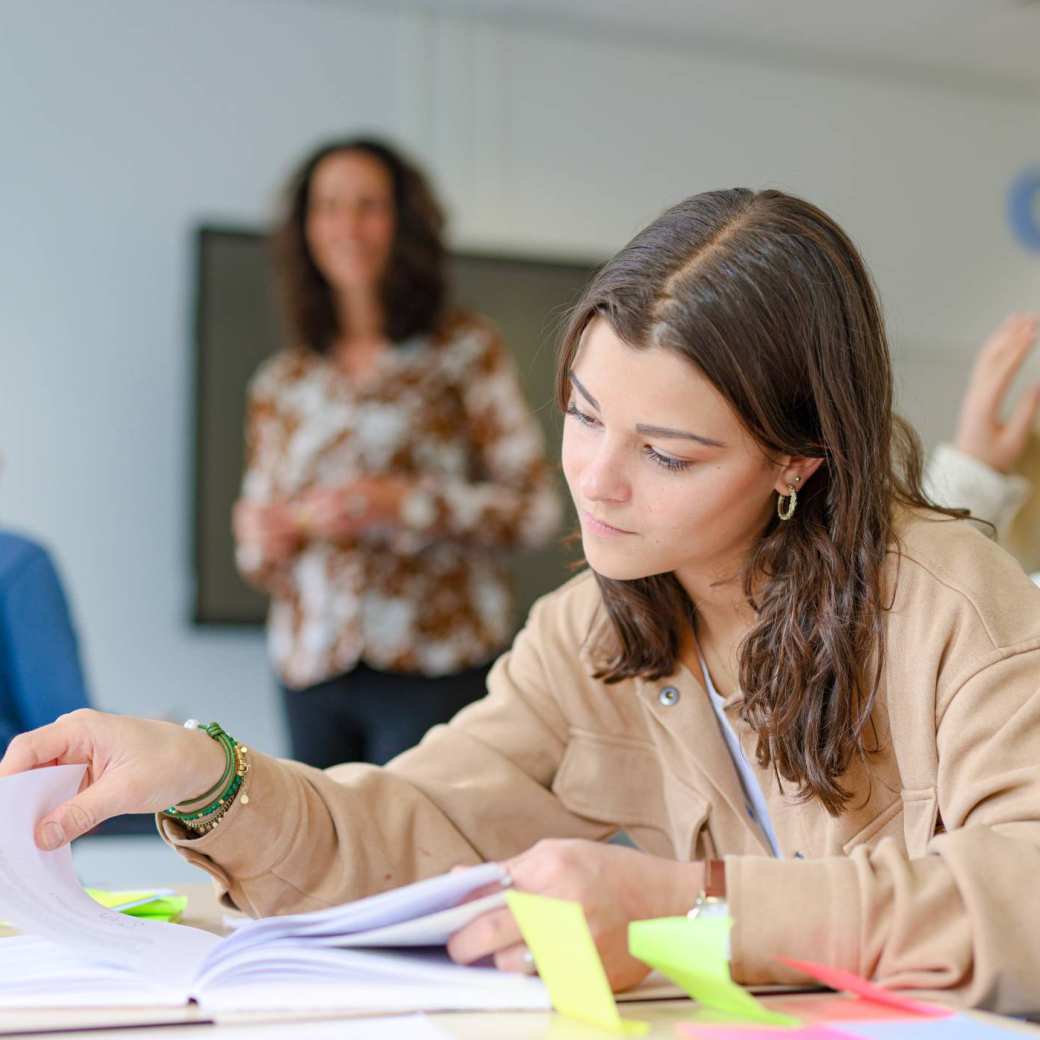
273, 136, 448, 351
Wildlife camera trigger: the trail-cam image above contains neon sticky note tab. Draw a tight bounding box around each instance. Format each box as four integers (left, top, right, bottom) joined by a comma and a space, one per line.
84, 889, 186, 922
628, 917, 796, 1027
506, 891, 648, 1035
778, 958, 952, 1018
767, 993, 942, 1024
124, 896, 188, 922
85, 889, 163, 911
678, 1025, 851, 1040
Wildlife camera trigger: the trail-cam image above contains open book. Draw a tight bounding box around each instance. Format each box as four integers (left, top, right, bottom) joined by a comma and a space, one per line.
0, 765, 549, 1014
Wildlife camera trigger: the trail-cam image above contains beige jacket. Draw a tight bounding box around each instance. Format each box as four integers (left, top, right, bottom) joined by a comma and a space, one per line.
162, 510, 1040, 1014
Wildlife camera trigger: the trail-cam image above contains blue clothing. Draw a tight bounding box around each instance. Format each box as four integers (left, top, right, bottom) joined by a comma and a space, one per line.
0, 531, 90, 754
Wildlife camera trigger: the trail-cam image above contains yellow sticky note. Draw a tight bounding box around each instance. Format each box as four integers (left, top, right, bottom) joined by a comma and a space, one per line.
506, 891, 648, 1036
85, 889, 162, 911
628, 917, 796, 1027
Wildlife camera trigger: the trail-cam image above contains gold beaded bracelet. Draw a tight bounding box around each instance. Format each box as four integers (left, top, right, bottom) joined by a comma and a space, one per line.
183, 743, 251, 837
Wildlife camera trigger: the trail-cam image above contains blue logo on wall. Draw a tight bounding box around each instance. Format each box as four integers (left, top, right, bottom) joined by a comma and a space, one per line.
1009, 169, 1040, 252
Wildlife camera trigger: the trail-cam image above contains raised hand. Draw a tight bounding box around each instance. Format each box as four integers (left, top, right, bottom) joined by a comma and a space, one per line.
954, 313, 1040, 474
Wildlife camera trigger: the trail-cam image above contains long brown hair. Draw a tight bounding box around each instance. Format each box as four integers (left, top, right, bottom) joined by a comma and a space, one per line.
274, 137, 448, 352
555, 188, 958, 815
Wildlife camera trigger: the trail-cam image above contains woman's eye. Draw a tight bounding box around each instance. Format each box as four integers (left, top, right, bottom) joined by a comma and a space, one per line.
645, 446, 691, 472
565, 404, 599, 428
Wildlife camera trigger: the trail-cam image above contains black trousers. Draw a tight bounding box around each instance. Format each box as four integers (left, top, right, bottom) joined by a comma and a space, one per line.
280, 661, 492, 769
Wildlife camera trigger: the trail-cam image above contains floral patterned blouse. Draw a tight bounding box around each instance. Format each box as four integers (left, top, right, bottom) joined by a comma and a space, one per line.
236, 313, 562, 689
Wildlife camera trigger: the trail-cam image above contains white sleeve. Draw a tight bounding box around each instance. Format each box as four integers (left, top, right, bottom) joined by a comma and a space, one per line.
924, 443, 1031, 536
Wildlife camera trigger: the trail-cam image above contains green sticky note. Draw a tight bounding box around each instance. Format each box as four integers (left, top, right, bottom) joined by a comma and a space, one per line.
628, 917, 796, 1027
124, 896, 188, 922
85, 889, 187, 922
507, 891, 648, 1035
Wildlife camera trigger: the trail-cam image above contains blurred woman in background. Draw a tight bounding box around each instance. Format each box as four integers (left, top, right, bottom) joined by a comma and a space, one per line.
232, 137, 561, 768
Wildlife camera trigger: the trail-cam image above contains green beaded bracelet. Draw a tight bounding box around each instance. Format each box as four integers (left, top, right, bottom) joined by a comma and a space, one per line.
184, 743, 251, 834
163, 722, 240, 822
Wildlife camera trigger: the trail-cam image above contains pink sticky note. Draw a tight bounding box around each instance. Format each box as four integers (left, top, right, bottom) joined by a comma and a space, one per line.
766, 993, 939, 1024
777, 958, 953, 1018
677, 1025, 851, 1040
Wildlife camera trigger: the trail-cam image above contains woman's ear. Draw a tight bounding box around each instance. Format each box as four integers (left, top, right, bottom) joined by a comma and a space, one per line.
773, 456, 824, 495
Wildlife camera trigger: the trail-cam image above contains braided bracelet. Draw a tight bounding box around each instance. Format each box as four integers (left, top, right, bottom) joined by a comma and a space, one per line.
170, 721, 236, 811
162, 721, 249, 825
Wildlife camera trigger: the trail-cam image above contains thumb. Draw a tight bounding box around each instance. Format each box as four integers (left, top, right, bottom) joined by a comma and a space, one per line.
37, 779, 123, 851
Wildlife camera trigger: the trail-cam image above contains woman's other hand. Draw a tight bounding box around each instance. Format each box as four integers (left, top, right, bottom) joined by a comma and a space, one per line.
446, 839, 703, 992
232, 499, 301, 562
0, 710, 227, 850
955, 313, 1040, 473
293, 476, 411, 541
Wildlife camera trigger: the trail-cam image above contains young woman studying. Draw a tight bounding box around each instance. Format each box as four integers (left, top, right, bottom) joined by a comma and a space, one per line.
4, 189, 1039, 1014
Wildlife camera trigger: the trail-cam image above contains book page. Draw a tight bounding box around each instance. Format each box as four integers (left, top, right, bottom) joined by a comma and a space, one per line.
0, 936, 190, 1008
0, 765, 218, 990
218, 891, 508, 949
213, 861, 508, 956
192, 863, 550, 1013
195, 947, 550, 1014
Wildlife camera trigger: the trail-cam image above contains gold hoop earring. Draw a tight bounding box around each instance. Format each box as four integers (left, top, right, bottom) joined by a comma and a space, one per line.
777, 477, 801, 521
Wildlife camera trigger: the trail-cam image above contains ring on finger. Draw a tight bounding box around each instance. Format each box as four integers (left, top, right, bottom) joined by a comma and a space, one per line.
493, 943, 537, 975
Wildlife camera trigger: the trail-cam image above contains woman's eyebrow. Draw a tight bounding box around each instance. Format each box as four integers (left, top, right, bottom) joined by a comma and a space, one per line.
570, 371, 726, 449
568, 371, 599, 410
635, 423, 726, 449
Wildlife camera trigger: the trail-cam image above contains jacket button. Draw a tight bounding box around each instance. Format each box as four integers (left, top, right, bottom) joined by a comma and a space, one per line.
658, 686, 680, 706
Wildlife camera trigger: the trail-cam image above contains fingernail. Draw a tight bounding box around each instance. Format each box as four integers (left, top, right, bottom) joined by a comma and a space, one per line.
499, 873, 514, 888
521, 950, 536, 974
39, 822, 64, 851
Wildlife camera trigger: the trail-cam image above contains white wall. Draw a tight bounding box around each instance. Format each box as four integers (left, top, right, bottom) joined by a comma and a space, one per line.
2, 0, 1037, 754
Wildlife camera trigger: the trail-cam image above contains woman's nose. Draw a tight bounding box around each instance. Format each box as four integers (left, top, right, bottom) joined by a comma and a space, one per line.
341, 211, 364, 237
580, 445, 629, 504
324, 203, 362, 237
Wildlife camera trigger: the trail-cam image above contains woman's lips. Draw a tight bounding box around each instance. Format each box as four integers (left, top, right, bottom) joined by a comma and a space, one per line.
580, 510, 635, 537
